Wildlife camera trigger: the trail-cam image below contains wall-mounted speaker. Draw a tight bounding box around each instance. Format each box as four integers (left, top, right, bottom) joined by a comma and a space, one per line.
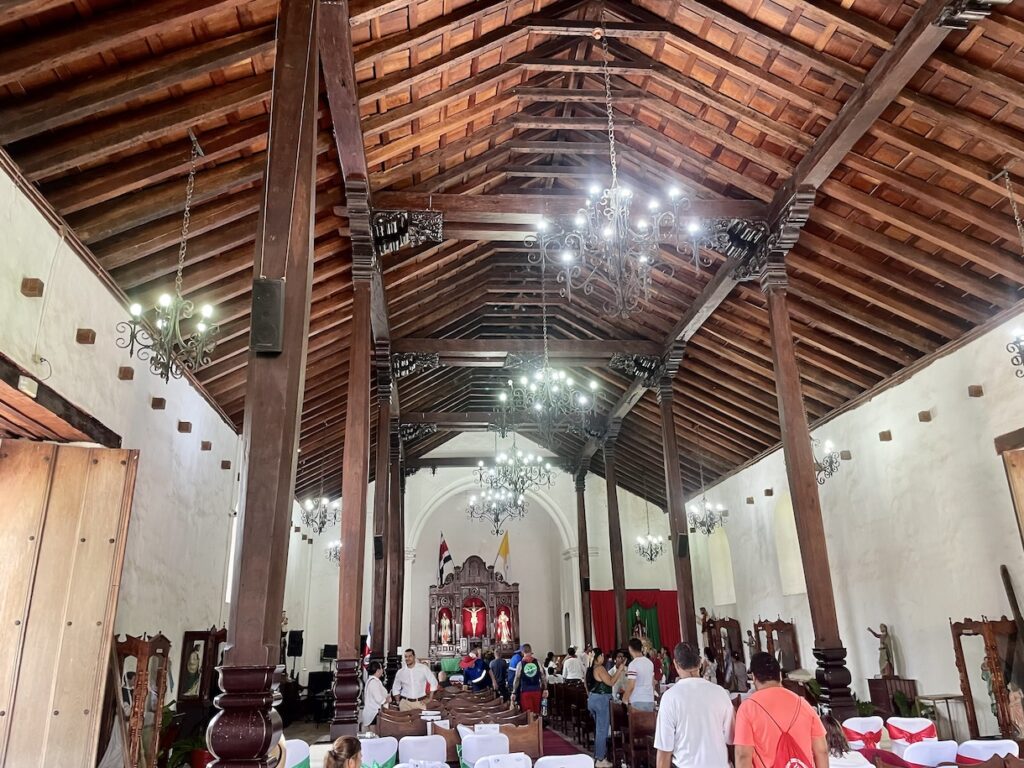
582, 577, 590, 592
287, 630, 304, 657
676, 534, 689, 558
250, 278, 285, 353
374, 535, 384, 560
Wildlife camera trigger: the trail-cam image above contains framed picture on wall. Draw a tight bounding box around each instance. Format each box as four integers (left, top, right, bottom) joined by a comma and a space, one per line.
177, 626, 226, 707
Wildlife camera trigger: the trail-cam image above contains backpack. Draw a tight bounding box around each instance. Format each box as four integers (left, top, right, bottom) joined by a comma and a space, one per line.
749, 698, 813, 768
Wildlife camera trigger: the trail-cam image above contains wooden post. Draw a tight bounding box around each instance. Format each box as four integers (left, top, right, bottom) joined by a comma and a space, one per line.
332, 211, 374, 736
760, 252, 854, 718
603, 425, 629, 645
386, 422, 403, 675
575, 468, 593, 647
207, 0, 317, 764
657, 366, 698, 647
370, 345, 391, 658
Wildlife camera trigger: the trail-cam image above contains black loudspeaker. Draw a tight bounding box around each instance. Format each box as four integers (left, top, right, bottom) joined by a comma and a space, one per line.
288, 630, 304, 657
374, 535, 384, 560
250, 278, 285, 353
677, 534, 689, 558
582, 577, 590, 592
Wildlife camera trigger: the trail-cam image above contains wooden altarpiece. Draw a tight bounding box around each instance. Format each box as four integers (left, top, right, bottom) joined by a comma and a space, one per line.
708, 617, 745, 685
429, 555, 520, 660
951, 616, 1019, 739
115, 632, 171, 768
754, 617, 801, 673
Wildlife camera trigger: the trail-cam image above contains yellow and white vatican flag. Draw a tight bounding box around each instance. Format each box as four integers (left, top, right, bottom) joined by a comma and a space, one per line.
494, 530, 510, 579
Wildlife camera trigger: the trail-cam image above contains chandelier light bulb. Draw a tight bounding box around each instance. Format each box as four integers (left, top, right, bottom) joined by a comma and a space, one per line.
534, 402, 543, 411
538, 219, 548, 232
637, 219, 648, 231
589, 380, 598, 390
304, 499, 314, 510
499, 392, 507, 402
648, 199, 660, 211
156, 318, 165, 329
578, 395, 588, 405
129, 303, 142, 317
196, 322, 207, 333
200, 304, 213, 319
590, 183, 600, 196
566, 376, 574, 385
687, 220, 701, 235
574, 215, 585, 226
669, 187, 680, 199
519, 376, 528, 386
562, 250, 574, 263
637, 535, 645, 545
621, 186, 632, 197
639, 255, 649, 264
158, 294, 172, 307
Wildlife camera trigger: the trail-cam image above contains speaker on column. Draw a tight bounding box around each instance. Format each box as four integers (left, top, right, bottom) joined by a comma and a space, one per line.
676, 534, 689, 558
250, 277, 285, 353
374, 535, 384, 560
582, 577, 590, 592
287, 630, 304, 657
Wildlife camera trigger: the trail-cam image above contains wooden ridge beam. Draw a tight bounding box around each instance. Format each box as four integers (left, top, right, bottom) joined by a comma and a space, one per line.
514, 86, 652, 102
391, 338, 660, 357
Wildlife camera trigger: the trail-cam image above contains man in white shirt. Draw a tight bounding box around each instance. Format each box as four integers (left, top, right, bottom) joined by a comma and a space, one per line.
562, 646, 587, 682
654, 642, 735, 768
623, 637, 656, 711
391, 648, 438, 711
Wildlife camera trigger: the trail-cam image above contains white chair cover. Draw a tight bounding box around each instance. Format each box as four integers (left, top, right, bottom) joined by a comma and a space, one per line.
902, 740, 957, 768
458, 724, 475, 740
841, 716, 884, 750
395, 762, 448, 768
475, 724, 501, 734
884, 717, 937, 757
285, 739, 312, 768
462, 733, 510, 768
310, 744, 333, 768
474, 753, 532, 768
535, 755, 595, 768
956, 739, 1020, 763
427, 719, 450, 735
399, 735, 448, 764
361, 736, 400, 768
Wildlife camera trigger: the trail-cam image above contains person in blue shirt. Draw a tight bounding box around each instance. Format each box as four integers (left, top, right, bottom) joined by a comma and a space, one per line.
507, 645, 524, 691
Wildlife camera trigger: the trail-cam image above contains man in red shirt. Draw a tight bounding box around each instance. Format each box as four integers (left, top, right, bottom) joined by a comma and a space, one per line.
734, 653, 828, 768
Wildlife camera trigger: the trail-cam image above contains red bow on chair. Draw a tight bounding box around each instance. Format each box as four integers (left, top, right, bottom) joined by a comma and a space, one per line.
842, 727, 881, 749
885, 722, 937, 744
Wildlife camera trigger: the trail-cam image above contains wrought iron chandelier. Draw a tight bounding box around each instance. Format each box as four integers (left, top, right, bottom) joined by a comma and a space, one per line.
687, 424, 728, 536
325, 540, 342, 566
475, 433, 555, 498
999, 165, 1024, 381
635, 490, 664, 563
300, 495, 340, 535
525, 23, 728, 318
116, 133, 218, 382
498, 258, 598, 436
468, 487, 527, 536
812, 438, 841, 485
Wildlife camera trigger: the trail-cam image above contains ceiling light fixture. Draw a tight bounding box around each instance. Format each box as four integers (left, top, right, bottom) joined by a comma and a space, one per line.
812, 438, 841, 485
467, 487, 527, 536
635, 482, 664, 563
687, 423, 728, 536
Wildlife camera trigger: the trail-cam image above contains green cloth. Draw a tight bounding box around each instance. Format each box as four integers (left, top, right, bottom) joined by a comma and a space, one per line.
293, 759, 310, 768
457, 744, 471, 768
363, 757, 397, 768
440, 657, 461, 674
629, 601, 661, 651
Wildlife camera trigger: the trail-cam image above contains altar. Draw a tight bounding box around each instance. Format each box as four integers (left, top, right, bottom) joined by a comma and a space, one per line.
428, 555, 520, 660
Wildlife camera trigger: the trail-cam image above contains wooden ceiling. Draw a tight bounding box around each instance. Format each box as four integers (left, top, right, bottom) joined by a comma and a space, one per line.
2, 0, 1023, 508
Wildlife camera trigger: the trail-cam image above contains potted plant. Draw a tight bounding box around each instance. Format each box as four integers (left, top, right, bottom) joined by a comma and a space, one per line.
167, 731, 212, 768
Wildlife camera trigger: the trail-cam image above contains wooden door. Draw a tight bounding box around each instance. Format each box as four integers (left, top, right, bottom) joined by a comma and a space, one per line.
0, 440, 138, 768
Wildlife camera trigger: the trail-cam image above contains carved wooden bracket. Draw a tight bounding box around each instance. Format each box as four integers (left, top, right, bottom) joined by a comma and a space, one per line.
398, 423, 437, 443
736, 186, 816, 290
391, 352, 443, 378
371, 209, 444, 255
938, 0, 1012, 29
346, 178, 377, 281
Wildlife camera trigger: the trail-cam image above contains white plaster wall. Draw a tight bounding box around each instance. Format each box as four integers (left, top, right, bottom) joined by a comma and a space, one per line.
689, 313, 1024, 702
0, 163, 241, 692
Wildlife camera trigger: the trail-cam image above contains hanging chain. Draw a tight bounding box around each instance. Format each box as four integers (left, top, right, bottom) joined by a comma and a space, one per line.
695, 422, 707, 500
175, 133, 202, 296
1001, 167, 1024, 258
599, 30, 618, 190
541, 247, 550, 366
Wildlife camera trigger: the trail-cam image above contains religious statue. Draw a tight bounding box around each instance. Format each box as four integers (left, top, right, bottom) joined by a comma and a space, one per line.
982, 659, 998, 716
496, 609, 512, 644
700, 607, 711, 648
465, 604, 485, 637
867, 624, 895, 678
632, 608, 647, 638
281, 610, 289, 631
745, 630, 757, 657
439, 613, 452, 644
1009, 683, 1024, 738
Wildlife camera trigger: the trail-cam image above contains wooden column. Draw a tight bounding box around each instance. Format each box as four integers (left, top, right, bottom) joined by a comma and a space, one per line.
657, 368, 699, 647
208, 0, 317, 764
396, 469, 408, 647
760, 252, 854, 718
385, 424, 403, 679
370, 346, 391, 658
575, 468, 593, 647
603, 425, 629, 645
332, 198, 374, 736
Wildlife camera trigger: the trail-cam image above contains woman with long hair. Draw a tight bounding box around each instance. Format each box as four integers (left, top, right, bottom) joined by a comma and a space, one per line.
821, 714, 871, 767
324, 736, 362, 768
586, 647, 627, 768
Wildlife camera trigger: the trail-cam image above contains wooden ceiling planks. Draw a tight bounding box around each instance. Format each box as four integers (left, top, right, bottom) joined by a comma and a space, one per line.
0, 0, 1022, 501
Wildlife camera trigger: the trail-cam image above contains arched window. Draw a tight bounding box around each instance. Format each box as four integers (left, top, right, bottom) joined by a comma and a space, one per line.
773, 492, 807, 596
707, 526, 736, 606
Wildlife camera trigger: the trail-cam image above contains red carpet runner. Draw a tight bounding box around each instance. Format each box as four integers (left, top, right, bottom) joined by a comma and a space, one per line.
542, 729, 585, 756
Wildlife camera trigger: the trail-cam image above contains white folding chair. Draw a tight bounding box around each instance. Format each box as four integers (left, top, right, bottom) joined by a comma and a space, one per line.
535, 755, 595, 768
361, 736, 400, 768
427, 719, 450, 735
474, 754, 532, 768
957, 739, 1020, 764
461, 733, 510, 768
841, 716, 884, 750
902, 740, 957, 768
285, 739, 312, 768
399, 735, 448, 764
885, 717, 937, 757
310, 744, 333, 768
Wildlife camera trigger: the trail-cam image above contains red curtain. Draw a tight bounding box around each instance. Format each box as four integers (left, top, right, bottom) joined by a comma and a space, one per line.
589, 590, 682, 651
